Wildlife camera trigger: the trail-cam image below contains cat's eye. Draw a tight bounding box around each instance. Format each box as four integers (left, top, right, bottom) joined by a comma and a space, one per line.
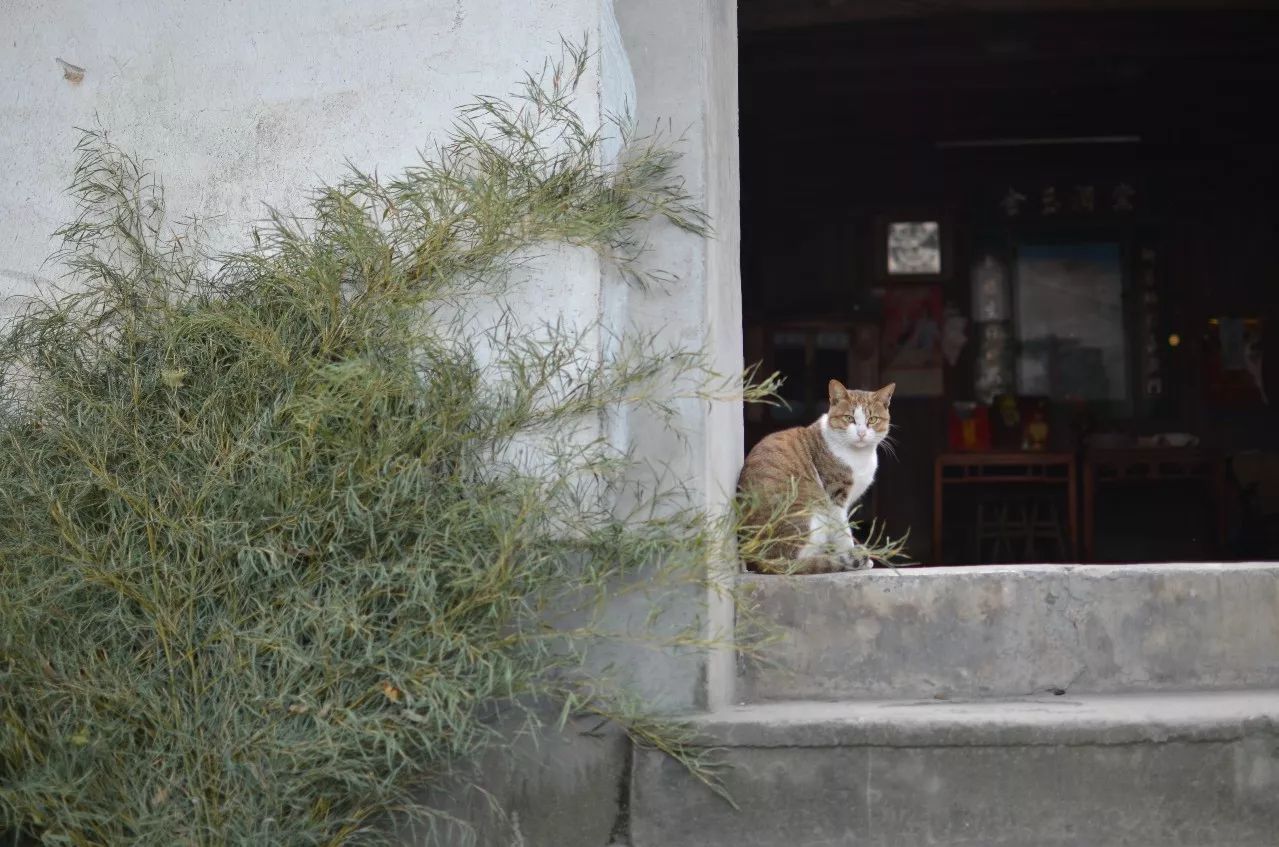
868, 416, 882, 425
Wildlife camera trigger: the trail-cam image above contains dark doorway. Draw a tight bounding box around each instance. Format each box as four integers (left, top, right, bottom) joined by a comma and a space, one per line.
739, 2, 1279, 564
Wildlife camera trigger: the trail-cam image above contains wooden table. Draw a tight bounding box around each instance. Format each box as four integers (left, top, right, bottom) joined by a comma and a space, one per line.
933, 452, 1078, 563
1082, 448, 1227, 561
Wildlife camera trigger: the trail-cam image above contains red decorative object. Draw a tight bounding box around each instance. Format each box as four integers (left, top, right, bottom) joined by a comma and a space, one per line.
948, 402, 991, 451
1021, 397, 1050, 451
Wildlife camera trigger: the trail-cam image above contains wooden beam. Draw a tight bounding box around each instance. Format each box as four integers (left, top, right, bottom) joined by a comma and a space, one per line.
741, 0, 1279, 32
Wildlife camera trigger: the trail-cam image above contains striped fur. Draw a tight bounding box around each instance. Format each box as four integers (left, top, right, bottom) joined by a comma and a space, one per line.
738, 380, 894, 574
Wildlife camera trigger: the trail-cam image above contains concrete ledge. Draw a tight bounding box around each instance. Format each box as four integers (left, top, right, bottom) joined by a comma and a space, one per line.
631, 690, 1279, 847
740, 562, 1279, 701
403, 712, 627, 846
685, 689, 1279, 748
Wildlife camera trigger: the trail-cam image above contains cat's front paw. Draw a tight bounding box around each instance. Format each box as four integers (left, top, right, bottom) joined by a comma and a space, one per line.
835, 550, 873, 572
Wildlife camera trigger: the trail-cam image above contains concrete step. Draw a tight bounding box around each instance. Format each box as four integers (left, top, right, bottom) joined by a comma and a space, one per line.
739, 562, 1279, 702
630, 690, 1279, 847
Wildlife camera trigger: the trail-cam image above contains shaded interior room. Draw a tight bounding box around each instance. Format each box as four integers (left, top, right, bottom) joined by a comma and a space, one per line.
739, 1, 1279, 564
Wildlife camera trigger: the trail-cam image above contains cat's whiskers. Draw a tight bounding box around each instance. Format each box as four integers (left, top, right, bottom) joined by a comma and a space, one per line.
738, 378, 903, 574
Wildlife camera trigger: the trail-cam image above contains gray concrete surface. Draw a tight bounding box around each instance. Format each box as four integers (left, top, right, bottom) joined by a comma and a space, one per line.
681, 690, 1279, 747
616, 0, 744, 710
406, 712, 628, 847
631, 691, 1279, 847
741, 563, 1279, 701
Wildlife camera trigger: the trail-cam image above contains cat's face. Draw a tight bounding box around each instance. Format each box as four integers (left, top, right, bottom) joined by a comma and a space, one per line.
825, 380, 895, 450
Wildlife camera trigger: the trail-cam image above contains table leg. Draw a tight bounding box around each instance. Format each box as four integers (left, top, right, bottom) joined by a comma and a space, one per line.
1082, 461, 1095, 563
1215, 460, 1228, 552
1067, 461, 1079, 562
933, 459, 943, 564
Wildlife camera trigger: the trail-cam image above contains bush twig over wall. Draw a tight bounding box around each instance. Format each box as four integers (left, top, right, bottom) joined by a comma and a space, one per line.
0, 45, 774, 846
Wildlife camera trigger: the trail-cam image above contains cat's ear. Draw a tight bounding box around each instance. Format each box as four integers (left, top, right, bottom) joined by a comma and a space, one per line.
874, 382, 896, 407
828, 379, 849, 405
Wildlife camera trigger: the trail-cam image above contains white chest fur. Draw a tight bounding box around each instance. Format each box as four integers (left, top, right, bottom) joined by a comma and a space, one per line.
819, 415, 879, 516
837, 447, 877, 515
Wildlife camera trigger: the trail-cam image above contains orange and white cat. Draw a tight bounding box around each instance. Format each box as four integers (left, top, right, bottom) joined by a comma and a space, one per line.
737, 379, 894, 574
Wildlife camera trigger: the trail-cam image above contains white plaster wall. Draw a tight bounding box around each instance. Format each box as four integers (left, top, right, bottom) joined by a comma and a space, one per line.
0, 0, 607, 311
0, 0, 628, 572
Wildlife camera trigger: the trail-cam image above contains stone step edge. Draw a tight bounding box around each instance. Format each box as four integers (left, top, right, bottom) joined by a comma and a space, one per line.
682, 689, 1279, 749
737, 561, 1279, 580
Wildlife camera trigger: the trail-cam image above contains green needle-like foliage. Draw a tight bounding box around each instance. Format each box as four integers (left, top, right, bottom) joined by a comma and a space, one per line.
0, 46, 774, 846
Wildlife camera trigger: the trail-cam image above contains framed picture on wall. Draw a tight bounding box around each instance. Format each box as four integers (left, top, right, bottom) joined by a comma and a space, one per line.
1013, 241, 1130, 411
874, 213, 952, 283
